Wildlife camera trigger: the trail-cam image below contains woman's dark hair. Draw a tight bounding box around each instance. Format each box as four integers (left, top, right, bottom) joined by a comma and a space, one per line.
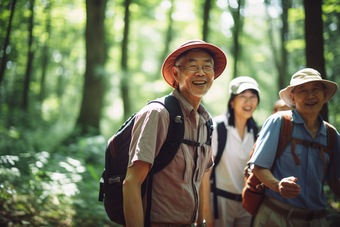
227, 89, 260, 132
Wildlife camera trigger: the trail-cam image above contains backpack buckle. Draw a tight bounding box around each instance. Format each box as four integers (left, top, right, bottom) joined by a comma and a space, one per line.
175, 115, 182, 124
108, 176, 124, 185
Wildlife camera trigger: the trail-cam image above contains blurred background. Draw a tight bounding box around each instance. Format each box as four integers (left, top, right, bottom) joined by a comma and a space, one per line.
1, 0, 340, 226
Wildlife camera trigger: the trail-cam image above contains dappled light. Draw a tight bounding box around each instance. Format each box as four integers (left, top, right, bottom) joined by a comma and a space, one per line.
1, 0, 340, 226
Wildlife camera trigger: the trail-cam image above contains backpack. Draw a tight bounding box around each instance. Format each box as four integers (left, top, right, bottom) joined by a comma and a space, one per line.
242, 113, 337, 216
98, 95, 214, 226
210, 117, 258, 219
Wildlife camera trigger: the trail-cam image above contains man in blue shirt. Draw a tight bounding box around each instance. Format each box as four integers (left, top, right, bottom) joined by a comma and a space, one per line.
249, 68, 340, 227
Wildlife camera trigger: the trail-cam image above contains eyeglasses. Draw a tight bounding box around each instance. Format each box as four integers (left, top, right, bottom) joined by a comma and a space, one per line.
176, 65, 214, 72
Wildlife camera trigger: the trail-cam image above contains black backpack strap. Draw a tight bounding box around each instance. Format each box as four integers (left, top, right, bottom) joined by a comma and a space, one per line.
149, 95, 184, 174
205, 118, 214, 146
210, 121, 227, 219
215, 121, 227, 166
144, 95, 184, 227
247, 117, 259, 143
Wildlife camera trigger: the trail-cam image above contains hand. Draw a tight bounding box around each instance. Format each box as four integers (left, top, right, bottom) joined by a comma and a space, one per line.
256, 183, 266, 191
278, 176, 300, 198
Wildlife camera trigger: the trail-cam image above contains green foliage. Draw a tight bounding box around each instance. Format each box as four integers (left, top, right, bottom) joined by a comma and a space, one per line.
324, 186, 340, 227
0, 113, 74, 226
0, 110, 118, 226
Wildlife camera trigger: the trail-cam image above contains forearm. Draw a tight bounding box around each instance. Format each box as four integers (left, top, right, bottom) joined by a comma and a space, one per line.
197, 182, 204, 224
253, 165, 300, 198
202, 169, 214, 227
123, 161, 150, 227
202, 169, 212, 213
253, 165, 280, 192
123, 179, 144, 227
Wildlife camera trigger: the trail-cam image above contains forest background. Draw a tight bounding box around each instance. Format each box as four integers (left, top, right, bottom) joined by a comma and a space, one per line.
1, 0, 340, 226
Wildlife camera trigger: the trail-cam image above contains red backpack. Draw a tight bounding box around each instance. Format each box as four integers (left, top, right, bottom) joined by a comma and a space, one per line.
242, 113, 337, 216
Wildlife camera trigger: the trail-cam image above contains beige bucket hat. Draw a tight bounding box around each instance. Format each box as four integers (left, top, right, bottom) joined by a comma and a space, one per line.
279, 68, 338, 107
229, 76, 260, 95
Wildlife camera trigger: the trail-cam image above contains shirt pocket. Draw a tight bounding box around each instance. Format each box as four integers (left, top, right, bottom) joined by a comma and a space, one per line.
195, 144, 211, 182
279, 144, 303, 171
316, 148, 330, 178
163, 145, 188, 182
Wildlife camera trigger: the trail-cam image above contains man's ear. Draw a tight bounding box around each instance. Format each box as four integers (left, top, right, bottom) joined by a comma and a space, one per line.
323, 88, 327, 99
289, 92, 295, 106
172, 66, 179, 88
172, 66, 178, 80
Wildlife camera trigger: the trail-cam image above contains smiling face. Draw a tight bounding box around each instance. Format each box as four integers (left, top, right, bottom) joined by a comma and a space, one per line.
172, 49, 215, 108
289, 81, 327, 118
230, 89, 258, 121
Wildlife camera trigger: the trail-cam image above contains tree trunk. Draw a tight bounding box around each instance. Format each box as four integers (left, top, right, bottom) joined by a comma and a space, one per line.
265, 0, 291, 91
22, 0, 35, 110
158, 0, 174, 76
39, 3, 52, 102
230, 0, 244, 79
0, 0, 17, 85
121, 0, 131, 120
279, 0, 290, 90
303, 0, 328, 121
76, 0, 107, 135
202, 0, 211, 41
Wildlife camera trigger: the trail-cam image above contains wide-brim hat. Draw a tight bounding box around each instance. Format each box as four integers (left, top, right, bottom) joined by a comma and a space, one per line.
229, 76, 260, 95
279, 68, 338, 107
162, 40, 227, 88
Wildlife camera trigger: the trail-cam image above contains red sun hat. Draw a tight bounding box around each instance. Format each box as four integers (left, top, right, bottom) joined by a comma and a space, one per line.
162, 40, 227, 88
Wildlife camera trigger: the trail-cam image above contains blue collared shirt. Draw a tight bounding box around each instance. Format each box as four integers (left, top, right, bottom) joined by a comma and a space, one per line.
249, 109, 340, 211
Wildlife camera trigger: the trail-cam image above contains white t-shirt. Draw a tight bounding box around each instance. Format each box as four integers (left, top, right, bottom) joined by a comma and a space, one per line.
212, 114, 256, 194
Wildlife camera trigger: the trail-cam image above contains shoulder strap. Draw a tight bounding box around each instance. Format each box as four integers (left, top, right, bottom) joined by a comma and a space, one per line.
324, 122, 337, 181
247, 114, 292, 163
210, 121, 226, 219
275, 114, 294, 160
214, 121, 227, 167
149, 95, 184, 174
324, 121, 336, 151
205, 118, 214, 146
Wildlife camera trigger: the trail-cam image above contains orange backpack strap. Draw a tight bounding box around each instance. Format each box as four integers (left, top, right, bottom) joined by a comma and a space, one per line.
247, 113, 292, 168
285, 121, 337, 180
247, 113, 293, 170
274, 114, 294, 162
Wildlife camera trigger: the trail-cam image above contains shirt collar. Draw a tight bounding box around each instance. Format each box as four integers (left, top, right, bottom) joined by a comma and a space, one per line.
292, 109, 327, 136
171, 89, 212, 122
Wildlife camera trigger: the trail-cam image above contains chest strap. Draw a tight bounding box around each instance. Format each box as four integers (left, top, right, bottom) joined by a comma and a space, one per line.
289, 138, 336, 179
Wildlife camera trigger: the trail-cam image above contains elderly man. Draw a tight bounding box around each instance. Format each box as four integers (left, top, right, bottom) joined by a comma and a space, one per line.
249, 68, 340, 227
123, 40, 227, 227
